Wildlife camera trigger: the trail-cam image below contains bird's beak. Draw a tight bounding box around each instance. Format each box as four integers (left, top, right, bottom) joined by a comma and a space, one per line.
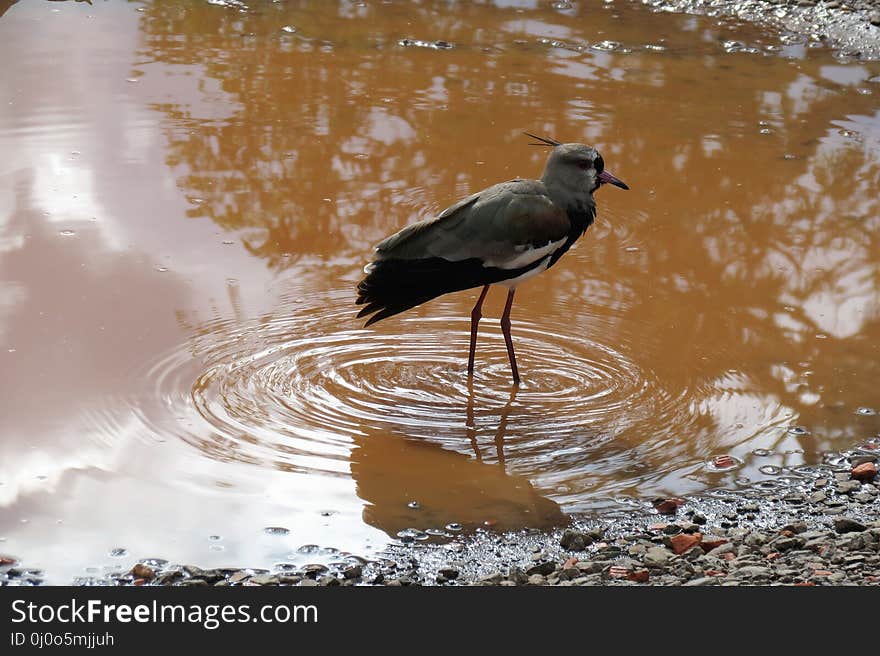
598, 170, 629, 190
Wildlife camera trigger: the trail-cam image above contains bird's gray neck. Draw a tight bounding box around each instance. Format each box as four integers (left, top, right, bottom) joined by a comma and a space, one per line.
543, 179, 596, 223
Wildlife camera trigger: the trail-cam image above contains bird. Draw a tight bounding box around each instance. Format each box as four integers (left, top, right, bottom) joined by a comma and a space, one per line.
356, 133, 629, 384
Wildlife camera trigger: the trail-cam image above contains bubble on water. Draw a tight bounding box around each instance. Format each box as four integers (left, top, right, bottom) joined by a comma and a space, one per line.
425, 528, 446, 536
398, 38, 453, 50
624, 246, 639, 252
59, 229, 76, 236
856, 407, 877, 416
592, 40, 625, 52
445, 523, 463, 532
397, 528, 429, 541
7, 348, 15, 353
752, 448, 772, 457
759, 128, 772, 135
263, 526, 290, 536
226, 278, 238, 286
783, 153, 797, 160
838, 129, 857, 138
281, 25, 296, 33
787, 426, 810, 435
208, 535, 221, 541
155, 266, 169, 272
296, 544, 320, 554
222, 240, 234, 245
109, 548, 128, 558
856, 88, 872, 95
126, 78, 139, 83
644, 44, 667, 51
759, 465, 783, 476
551, 1, 573, 9
407, 501, 421, 510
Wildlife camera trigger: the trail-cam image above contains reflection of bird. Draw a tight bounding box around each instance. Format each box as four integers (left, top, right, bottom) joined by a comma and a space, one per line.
357, 133, 628, 384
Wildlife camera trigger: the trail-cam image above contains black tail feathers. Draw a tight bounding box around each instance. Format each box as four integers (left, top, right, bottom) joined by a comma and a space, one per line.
356, 257, 495, 326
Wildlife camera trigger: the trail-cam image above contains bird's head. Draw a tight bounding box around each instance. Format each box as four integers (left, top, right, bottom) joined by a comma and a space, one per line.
526, 133, 629, 198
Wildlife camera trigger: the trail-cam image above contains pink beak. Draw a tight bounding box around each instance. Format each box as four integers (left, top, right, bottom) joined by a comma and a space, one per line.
598, 170, 629, 190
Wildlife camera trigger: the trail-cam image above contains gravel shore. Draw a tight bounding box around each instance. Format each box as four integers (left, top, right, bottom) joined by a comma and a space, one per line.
4, 442, 877, 587
643, 0, 880, 59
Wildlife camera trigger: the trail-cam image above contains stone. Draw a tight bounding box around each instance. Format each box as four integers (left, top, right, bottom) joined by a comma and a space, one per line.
343, 565, 363, 580
249, 574, 280, 585
734, 566, 772, 578
525, 561, 556, 577
700, 537, 729, 551
852, 462, 878, 481
834, 518, 867, 533
683, 577, 717, 586
670, 533, 702, 555
653, 498, 685, 515
228, 570, 250, 584
130, 563, 155, 581
644, 547, 672, 567
770, 537, 803, 552
706, 543, 735, 557
559, 529, 591, 552
438, 567, 459, 580
608, 566, 630, 579
627, 569, 650, 583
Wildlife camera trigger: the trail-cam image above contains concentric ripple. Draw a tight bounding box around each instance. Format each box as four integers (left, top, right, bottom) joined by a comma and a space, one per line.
131, 290, 663, 472
127, 285, 794, 511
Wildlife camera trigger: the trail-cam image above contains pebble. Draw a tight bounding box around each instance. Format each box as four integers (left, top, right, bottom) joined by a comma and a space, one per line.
525, 561, 556, 577
130, 563, 155, 581
734, 566, 772, 578
559, 529, 592, 551
683, 576, 717, 586
852, 462, 878, 481
834, 518, 868, 533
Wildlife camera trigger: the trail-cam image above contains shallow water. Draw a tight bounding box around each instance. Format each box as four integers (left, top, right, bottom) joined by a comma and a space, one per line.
1, 0, 879, 583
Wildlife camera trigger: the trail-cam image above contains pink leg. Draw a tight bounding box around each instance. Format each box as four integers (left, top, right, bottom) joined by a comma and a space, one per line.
468, 285, 490, 376
500, 288, 520, 385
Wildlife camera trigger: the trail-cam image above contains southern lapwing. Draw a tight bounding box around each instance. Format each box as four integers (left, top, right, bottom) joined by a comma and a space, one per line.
356, 133, 628, 384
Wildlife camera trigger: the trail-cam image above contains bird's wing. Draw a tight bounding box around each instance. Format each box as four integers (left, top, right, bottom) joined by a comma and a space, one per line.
373, 180, 571, 269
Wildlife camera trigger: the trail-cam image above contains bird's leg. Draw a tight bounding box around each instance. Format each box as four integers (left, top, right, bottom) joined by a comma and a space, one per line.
468, 285, 490, 376
500, 288, 520, 385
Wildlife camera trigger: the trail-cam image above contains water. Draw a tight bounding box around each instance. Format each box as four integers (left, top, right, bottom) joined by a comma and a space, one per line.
1, 0, 879, 583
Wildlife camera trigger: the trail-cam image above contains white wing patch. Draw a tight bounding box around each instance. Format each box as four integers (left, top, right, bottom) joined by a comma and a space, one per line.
482, 237, 566, 270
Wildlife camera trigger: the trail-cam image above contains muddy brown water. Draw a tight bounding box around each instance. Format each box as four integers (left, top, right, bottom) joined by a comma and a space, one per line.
1, 0, 879, 582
